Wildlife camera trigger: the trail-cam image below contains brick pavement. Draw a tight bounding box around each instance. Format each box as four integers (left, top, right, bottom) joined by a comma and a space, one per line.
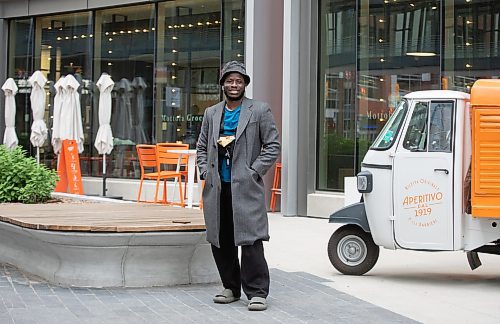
0, 263, 417, 324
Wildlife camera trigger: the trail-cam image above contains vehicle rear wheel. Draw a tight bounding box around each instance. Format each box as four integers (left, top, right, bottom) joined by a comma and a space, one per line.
327, 225, 379, 275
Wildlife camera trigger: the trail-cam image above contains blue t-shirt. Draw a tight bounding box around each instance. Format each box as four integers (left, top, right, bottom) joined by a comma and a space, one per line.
220, 105, 241, 182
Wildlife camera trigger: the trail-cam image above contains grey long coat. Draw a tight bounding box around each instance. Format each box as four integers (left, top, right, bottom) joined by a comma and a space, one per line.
196, 97, 280, 247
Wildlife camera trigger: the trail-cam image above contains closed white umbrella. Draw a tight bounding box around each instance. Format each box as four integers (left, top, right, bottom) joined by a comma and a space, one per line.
2, 78, 18, 150
58, 74, 84, 153
28, 70, 48, 163
94, 73, 114, 196
51, 76, 65, 154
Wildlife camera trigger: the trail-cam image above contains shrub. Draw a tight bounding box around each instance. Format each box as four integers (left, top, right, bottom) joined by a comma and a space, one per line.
0, 145, 59, 203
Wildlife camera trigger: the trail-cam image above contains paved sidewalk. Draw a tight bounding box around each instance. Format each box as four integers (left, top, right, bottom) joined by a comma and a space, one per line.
0, 263, 415, 324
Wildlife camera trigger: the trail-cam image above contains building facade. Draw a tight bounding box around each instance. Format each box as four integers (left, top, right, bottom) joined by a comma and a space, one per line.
0, 0, 499, 217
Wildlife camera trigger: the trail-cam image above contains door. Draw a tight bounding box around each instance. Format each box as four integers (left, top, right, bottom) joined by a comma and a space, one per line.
393, 100, 455, 250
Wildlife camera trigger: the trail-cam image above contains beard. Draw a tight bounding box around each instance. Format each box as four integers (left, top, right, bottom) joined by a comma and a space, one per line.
223, 88, 245, 102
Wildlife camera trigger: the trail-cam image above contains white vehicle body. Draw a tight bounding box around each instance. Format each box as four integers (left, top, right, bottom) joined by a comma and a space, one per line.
328, 84, 500, 275
363, 90, 500, 252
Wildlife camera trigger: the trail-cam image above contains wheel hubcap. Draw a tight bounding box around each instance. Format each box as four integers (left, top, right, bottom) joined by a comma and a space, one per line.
337, 235, 367, 266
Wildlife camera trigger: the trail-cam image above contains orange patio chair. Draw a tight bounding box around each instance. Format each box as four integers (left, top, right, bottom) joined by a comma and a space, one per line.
270, 162, 282, 212
156, 142, 189, 198
136, 144, 184, 205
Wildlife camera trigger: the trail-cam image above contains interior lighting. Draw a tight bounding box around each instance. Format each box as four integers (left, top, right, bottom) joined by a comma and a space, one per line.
172, 75, 177, 79
237, 26, 242, 29
379, 98, 385, 102
206, 22, 211, 25
432, 6, 438, 9
57, 37, 62, 41
378, 38, 384, 43
188, 24, 193, 27
73, 35, 78, 39
127, 30, 132, 34
89, 34, 93, 37
108, 50, 113, 54
237, 54, 242, 57
466, 20, 472, 24
152, 27, 155, 31
232, 18, 239, 21
380, 58, 385, 62
174, 25, 179, 28
168, 25, 173, 29
410, 3, 415, 7
81, 35, 86, 38
105, 32, 109, 35
135, 29, 140, 32
384, 0, 389, 3
466, 42, 472, 46
109, 37, 113, 41
406, 52, 437, 57
465, 0, 472, 2
237, 40, 242, 43
215, 20, 219, 24
112, 31, 117, 35
48, 27, 52, 30
379, 78, 384, 82
197, 22, 203, 26
180, 24, 185, 28
48, 45, 53, 49
172, 36, 178, 40
48, 57, 52, 61
143, 29, 149, 32
171, 62, 177, 66
65, 36, 70, 40
172, 49, 177, 53
379, 19, 385, 23
120, 30, 125, 34
466, 63, 472, 68
108, 62, 112, 66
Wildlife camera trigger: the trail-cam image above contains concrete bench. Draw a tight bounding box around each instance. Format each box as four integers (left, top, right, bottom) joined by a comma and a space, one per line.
0, 202, 219, 287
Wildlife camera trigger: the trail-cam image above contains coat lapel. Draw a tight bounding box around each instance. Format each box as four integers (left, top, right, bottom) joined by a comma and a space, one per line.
212, 101, 225, 145
236, 98, 253, 141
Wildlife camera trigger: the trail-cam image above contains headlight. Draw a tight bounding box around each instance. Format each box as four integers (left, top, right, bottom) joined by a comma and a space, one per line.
357, 171, 372, 193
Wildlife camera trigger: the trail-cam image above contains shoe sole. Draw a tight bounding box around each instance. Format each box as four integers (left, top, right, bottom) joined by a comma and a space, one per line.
213, 297, 240, 304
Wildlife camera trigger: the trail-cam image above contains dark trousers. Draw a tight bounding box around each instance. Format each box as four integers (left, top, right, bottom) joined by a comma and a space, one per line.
211, 182, 270, 299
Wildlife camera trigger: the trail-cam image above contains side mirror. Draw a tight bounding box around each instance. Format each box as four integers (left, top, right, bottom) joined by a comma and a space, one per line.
357, 171, 373, 193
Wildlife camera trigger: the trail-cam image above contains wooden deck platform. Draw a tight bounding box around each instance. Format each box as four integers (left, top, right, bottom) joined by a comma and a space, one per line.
0, 202, 206, 232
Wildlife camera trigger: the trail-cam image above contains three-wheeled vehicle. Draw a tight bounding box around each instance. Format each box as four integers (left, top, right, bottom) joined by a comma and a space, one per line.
328, 79, 500, 275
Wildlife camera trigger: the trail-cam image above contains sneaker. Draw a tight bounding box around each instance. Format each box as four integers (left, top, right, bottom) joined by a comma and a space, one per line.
248, 296, 267, 311
213, 289, 240, 304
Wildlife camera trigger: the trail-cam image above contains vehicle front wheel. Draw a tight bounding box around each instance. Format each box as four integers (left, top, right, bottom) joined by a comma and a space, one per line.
327, 225, 379, 275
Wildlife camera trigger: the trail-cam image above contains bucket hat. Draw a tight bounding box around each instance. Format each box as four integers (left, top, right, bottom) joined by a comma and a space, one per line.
219, 61, 251, 85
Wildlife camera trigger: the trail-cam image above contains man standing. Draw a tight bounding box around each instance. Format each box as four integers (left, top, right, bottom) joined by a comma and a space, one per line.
196, 61, 280, 311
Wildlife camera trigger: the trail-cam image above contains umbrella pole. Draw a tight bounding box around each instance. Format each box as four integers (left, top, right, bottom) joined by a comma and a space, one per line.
102, 154, 107, 196
36, 147, 40, 164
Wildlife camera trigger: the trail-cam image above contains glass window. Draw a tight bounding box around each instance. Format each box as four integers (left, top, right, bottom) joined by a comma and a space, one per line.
358, 0, 440, 162
222, 0, 245, 63
94, 4, 155, 178
443, 0, 500, 91
428, 101, 453, 152
34, 12, 93, 170
318, 0, 356, 191
7, 18, 34, 154
371, 99, 408, 150
155, 1, 222, 148
402, 102, 429, 151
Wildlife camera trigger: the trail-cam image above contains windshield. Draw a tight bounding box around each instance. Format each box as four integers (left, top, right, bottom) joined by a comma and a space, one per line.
370, 99, 409, 150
